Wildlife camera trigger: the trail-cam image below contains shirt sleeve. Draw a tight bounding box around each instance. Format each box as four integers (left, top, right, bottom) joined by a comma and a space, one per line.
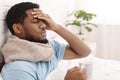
50, 40, 66, 61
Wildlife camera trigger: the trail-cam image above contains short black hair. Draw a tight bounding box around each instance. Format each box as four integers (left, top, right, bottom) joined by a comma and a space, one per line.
6, 2, 39, 34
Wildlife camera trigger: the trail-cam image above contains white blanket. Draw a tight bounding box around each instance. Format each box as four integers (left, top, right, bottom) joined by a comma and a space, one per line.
46, 55, 120, 80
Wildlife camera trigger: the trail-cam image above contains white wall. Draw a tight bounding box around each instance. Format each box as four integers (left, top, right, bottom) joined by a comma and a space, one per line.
75, 0, 120, 25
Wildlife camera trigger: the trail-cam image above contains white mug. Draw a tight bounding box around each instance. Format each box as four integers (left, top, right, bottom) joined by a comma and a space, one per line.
79, 62, 93, 80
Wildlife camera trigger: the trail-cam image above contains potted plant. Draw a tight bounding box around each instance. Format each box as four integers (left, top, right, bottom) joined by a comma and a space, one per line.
66, 10, 97, 41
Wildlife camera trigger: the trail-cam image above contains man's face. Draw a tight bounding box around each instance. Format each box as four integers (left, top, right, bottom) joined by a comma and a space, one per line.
21, 8, 48, 43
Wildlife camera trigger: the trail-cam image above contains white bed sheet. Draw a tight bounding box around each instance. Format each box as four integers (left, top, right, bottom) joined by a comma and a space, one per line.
92, 57, 120, 80
47, 55, 120, 80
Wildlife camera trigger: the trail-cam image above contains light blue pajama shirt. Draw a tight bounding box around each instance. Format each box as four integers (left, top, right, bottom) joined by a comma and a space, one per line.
1, 40, 66, 80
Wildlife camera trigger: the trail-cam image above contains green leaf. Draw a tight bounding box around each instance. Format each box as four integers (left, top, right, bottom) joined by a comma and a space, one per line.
85, 27, 92, 32
86, 22, 97, 27
74, 10, 86, 19
72, 21, 81, 26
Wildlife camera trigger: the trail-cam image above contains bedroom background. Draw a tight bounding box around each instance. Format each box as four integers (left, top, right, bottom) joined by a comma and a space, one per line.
0, 0, 120, 80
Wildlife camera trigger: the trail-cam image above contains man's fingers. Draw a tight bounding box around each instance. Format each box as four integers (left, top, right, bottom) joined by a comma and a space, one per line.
69, 66, 86, 75
66, 66, 87, 80
31, 8, 43, 18
31, 8, 50, 20
80, 66, 86, 74
68, 66, 79, 72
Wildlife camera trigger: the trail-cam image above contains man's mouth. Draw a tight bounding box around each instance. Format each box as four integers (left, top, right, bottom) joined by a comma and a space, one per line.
41, 31, 46, 36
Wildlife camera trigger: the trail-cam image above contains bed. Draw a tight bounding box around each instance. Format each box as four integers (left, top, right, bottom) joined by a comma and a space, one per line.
46, 54, 120, 80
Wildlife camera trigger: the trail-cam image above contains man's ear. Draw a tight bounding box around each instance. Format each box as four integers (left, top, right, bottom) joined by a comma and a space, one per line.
12, 24, 23, 34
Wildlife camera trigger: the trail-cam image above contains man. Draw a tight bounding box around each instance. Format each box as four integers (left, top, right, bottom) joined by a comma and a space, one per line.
1, 2, 91, 80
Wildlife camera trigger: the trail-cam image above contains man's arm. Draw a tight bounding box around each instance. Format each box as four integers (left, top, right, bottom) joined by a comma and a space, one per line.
31, 8, 91, 59
54, 25, 91, 59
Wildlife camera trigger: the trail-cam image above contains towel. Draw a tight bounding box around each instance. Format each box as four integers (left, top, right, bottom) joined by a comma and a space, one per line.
1, 35, 54, 63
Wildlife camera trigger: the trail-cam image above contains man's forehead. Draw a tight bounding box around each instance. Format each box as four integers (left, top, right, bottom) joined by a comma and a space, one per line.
25, 8, 40, 17
24, 9, 33, 20
26, 8, 40, 14
26, 9, 34, 15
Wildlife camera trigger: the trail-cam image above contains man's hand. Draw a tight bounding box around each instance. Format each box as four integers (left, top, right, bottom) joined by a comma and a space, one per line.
31, 8, 59, 31
64, 66, 86, 80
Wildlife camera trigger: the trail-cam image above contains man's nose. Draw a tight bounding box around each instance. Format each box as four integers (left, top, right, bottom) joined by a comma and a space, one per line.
39, 23, 46, 30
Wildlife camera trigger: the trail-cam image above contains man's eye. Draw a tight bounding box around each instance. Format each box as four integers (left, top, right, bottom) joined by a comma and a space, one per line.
33, 21, 38, 23
32, 20, 39, 23
32, 18, 41, 23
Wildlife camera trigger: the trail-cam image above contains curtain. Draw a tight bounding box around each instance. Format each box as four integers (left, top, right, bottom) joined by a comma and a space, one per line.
86, 24, 120, 61
75, 0, 120, 60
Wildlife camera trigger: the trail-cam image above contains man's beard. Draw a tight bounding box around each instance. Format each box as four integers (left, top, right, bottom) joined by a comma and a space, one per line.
38, 39, 48, 44
28, 38, 49, 44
